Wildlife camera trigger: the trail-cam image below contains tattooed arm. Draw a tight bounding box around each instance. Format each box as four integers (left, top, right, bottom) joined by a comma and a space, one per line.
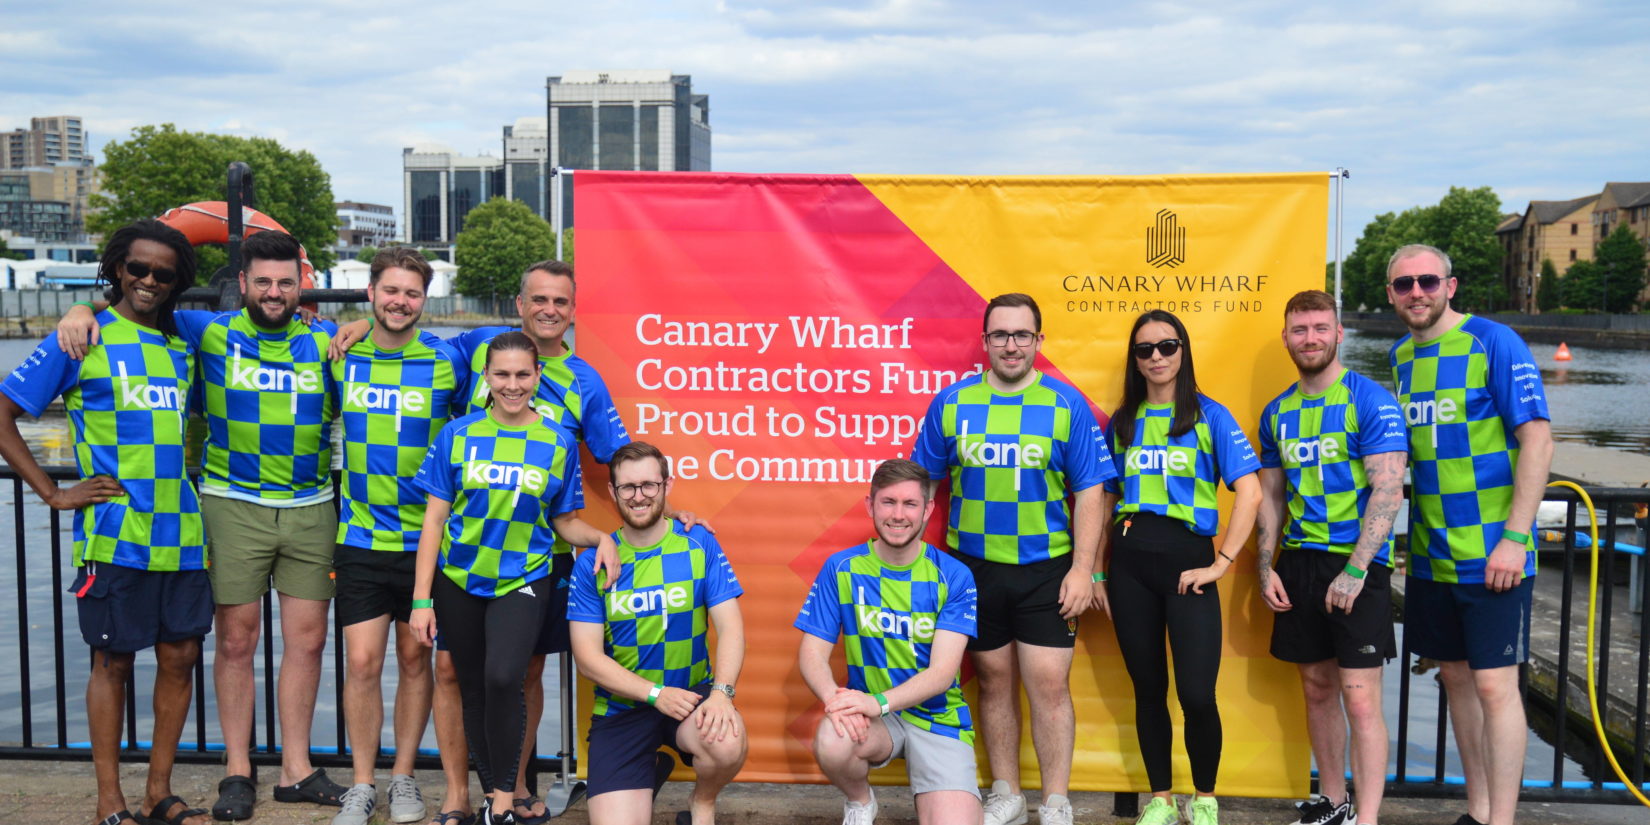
1325, 450, 1406, 614
1256, 467, 1291, 612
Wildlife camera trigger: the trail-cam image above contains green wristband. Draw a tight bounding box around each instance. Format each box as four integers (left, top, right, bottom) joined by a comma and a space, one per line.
72, 301, 96, 310
411, 598, 434, 609
1501, 528, 1531, 545
872, 692, 891, 716
1341, 563, 1367, 580
1091, 571, 1107, 583
647, 684, 663, 706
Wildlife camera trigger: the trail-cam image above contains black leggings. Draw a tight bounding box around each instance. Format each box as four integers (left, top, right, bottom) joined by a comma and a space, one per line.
1108, 512, 1224, 793
434, 573, 549, 793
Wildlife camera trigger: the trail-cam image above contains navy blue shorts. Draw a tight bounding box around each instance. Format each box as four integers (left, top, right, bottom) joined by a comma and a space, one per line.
1404, 575, 1533, 669
71, 561, 213, 653
585, 684, 709, 797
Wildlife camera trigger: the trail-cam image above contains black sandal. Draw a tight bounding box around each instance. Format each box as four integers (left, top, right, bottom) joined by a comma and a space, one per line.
271, 768, 346, 807
97, 811, 138, 825
141, 795, 210, 825
510, 795, 550, 825
429, 811, 477, 825
211, 776, 256, 821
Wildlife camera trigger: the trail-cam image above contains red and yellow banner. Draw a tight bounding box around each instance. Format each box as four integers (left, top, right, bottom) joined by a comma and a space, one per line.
577, 171, 1328, 797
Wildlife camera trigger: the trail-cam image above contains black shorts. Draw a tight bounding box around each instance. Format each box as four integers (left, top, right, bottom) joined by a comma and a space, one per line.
958, 552, 1076, 650
532, 553, 575, 656
334, 545, 419, 626
585, 684, 709, 796
71, 561, 213, 653
1268, 550, 1395, 669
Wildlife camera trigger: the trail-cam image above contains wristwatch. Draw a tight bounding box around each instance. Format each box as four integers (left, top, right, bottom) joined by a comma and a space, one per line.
711, 683, 736, 700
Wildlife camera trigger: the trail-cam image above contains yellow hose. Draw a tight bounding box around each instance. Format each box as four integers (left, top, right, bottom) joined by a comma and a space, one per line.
1545, 479, 1650, 807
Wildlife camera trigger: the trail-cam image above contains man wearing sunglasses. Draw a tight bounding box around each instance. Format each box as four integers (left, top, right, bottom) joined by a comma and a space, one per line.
0, 219, 215, 825
911, 293, 1115, 825
59, 230, 347, 818
1386, 244, 1552, 825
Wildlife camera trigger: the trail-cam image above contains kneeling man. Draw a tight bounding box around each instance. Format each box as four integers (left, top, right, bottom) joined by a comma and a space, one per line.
797, 458, 982, 825
569, 441, 746, 825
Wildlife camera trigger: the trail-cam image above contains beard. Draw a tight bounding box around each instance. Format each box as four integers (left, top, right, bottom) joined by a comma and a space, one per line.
1287, 341, 1338, 376
619, 498, 666, 531
246, 299, 296, 329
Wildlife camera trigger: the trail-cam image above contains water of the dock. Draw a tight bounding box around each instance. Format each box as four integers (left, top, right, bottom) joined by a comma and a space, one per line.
3, 761, 1644, 824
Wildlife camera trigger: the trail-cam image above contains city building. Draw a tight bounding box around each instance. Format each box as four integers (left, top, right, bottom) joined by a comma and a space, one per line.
1592, 181, 1650, 248
545, 71, 711, 222
1, 116, 90, 169
1497, 194, 1598, 312
335, 200, 398, 260
401, 145, 504, 249
503, 117, 551, 219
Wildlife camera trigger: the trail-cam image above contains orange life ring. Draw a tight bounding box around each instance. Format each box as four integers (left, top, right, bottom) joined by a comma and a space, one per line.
156, 201, 318, 289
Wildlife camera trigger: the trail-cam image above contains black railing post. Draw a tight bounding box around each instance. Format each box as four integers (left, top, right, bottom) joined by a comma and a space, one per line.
12, 477, 31, 748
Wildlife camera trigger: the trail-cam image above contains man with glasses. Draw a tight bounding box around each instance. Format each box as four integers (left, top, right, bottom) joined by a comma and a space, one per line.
569, 441, 746, 825
1386, 244, 1552, 825
60, 230, 346, 819
1256, 290, 1407, 825
2, 219, 214, 825
910, 293, 1115, 825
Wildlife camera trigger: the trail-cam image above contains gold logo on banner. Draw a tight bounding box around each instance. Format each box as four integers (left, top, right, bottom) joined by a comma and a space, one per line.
1146, 208, 1186, 269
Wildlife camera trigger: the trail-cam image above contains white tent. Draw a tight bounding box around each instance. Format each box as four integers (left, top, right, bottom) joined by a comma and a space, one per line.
428, 260, 456, 298
328, 260, 371, 291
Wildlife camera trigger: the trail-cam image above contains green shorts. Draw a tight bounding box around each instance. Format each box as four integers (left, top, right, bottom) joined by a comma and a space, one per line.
203, 496, 338, 605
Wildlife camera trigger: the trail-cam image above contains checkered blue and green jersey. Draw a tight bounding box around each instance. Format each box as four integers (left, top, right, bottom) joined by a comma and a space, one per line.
1390, 315, 1549, 583
451, 326, 630, 462
910, 371, 1115, 565
333, 331, 470, 552
794, 541, 978, 744
176, 309, 337, 506
413, 410, 584, 598
1259, 369, 1408, 566
568, 522, 742, 718
1105, 394, 1261, 536
1, 311, 203, 571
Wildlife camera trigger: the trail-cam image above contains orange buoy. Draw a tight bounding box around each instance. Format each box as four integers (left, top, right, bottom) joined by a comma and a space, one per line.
157, 201, 317, 289
1554, 342, 1572, 361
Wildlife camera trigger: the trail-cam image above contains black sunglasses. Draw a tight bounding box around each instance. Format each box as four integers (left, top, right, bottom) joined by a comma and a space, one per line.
124, 260, 179, 285
1131, 339, 1182, 360
1389, 274, 1444, 294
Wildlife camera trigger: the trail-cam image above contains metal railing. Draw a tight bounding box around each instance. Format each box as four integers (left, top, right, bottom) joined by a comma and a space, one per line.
2, 470, 1646, 806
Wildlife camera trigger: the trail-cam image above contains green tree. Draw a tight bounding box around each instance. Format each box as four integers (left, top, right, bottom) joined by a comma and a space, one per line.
89, 124, 337, 277
453, 198, 556, 297
557, 227, 574, 268
1338, 186, 1506, 312
0, 236, 24, 261
1561, 259, 1601, 310
1593, 224, 1649, 312
1536, 258, 1561, 312
355, 245, 378, 264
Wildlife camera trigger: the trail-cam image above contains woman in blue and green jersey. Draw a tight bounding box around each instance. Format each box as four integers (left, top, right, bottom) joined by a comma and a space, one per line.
409, 332, 618, 825
1100, 310, 1261, 825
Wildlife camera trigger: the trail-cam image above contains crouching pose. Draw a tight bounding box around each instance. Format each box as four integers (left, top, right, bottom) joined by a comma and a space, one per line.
797, 459, 983, 825
570, 441, 747, 825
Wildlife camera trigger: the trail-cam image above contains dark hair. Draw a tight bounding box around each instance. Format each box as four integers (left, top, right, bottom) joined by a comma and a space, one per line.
371, 247, 433, 289
610, 441, 670, 482
100, 219, 197, 338
870, 458, 931, 499
240, 230, 304, 276
1283, 289, 1337, 318
483, 330, 539, 369
983, 293, 1041, 333
1111, 310, 1201, 446
521, 259, 574, 295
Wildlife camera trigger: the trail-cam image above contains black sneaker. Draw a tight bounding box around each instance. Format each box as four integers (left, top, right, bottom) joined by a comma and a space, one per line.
1450, 816, 1486, 825
489, 809, 516, 825
1290, 794, 1352, 825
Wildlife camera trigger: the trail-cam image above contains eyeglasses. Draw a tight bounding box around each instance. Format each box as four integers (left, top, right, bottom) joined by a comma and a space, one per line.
614, 481, 663, 499
250, 277, 300, 294
124, 261, 178, 285
1131, 339, 1182, 360
985, 330, 1037, 347
1389, 274, 1445, 294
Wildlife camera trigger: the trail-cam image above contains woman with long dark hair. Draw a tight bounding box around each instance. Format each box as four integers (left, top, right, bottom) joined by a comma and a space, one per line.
1099, 310, 1261, 825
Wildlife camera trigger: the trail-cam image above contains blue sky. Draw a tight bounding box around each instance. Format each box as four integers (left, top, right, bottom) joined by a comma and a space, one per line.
5, 0, 1647, 255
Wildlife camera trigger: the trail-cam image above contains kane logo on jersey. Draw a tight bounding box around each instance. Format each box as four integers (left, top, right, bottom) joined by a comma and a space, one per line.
957, 420, 1046, 491
1127, 445, 1195, 473
228, 346, 322, 393
1403, 397, 1458, 426
855, 586, 936, 641
463, 456, 548, 495
609, 583, 690, 616
117, 365, 181, 411
1276, 423, 1342, 464
345, 383, 429, 414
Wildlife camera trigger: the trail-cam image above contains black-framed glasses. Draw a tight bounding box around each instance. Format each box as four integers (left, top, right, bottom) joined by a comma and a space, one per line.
124, 261, 178, 285
614, 481, 663, 499
1131, 339, 1182, 360
1390, 274, 1445, 294
985, 330, 1037, 347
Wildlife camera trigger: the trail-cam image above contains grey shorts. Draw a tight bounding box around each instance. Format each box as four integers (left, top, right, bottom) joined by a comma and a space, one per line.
870, 713, 981, 797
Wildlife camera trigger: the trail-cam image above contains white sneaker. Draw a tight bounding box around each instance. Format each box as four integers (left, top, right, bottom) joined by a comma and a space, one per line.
842, 789, 877, 825
331, 783, 376, 825
983, 780, 1029, 825
387, 773, 425, 823
1038, 793, 1074, 825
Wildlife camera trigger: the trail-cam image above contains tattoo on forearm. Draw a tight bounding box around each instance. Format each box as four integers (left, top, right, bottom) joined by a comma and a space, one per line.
1351, 453, 1405, 568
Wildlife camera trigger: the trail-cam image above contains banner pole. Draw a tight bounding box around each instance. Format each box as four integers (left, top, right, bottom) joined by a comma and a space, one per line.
554, 167, 570, 260
1333, 168, 1348, 315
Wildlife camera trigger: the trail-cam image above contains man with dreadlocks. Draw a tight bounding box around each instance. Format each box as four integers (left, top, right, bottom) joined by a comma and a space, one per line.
0, 219, 215, 825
